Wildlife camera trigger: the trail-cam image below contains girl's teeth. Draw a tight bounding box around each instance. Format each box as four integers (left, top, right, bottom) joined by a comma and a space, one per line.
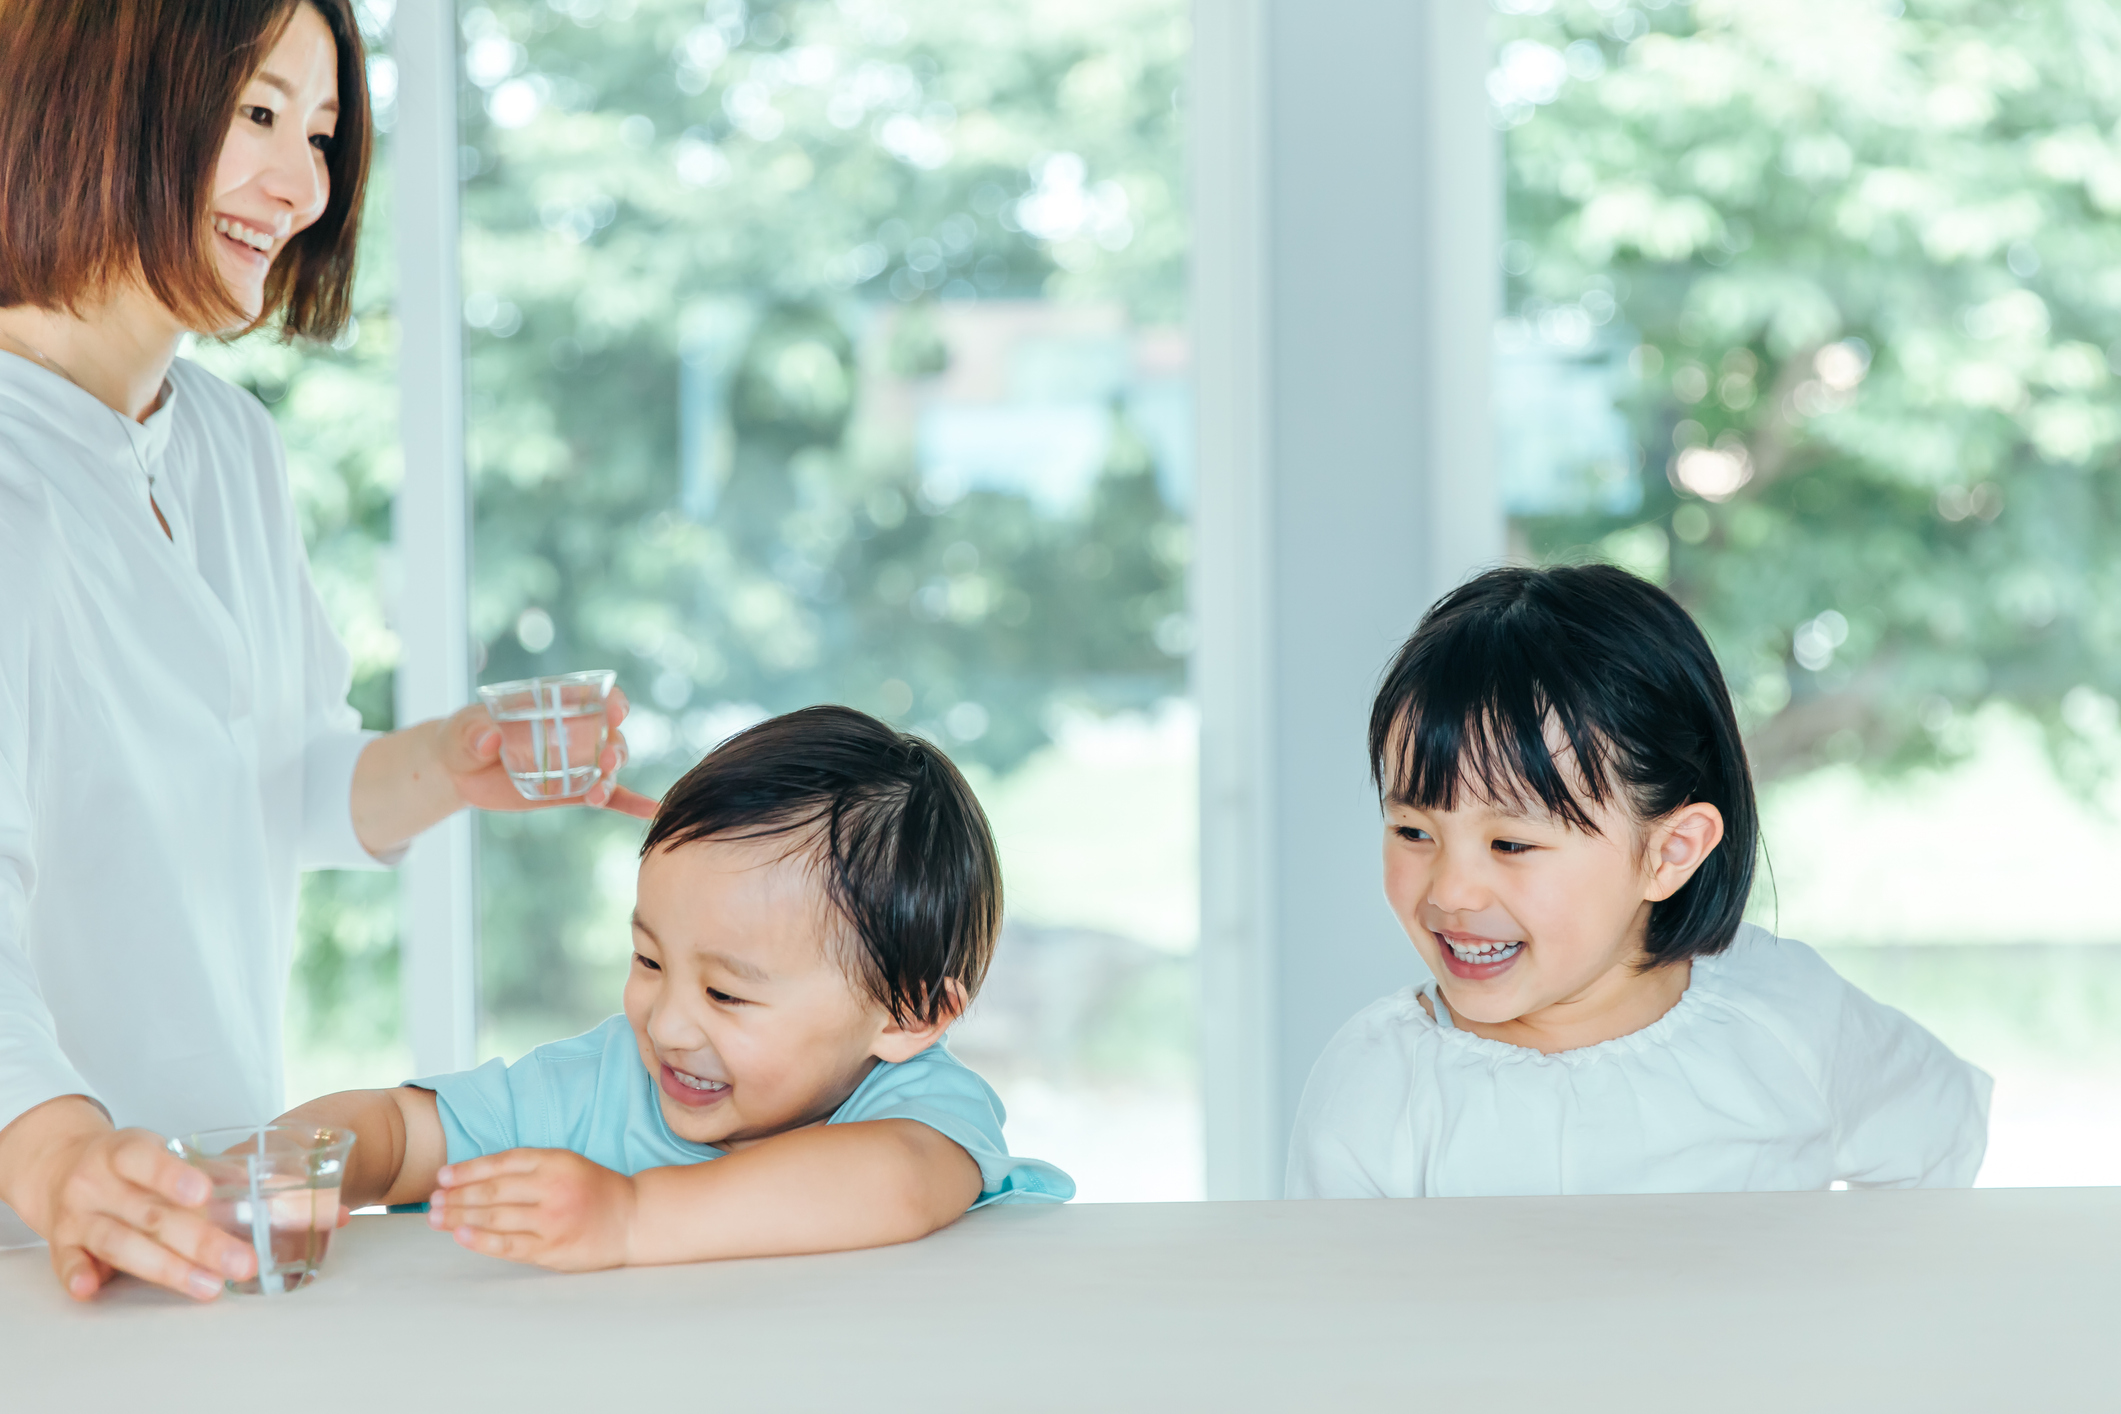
1448, 940, 1523, 961
672, 1069, 727, 1092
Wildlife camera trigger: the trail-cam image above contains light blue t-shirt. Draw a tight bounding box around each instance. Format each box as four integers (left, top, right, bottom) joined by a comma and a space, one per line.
410, 1015, 1073, 1208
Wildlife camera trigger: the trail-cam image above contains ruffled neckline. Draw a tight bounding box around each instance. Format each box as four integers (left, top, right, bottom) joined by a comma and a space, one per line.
1415, 943, 1733, 1066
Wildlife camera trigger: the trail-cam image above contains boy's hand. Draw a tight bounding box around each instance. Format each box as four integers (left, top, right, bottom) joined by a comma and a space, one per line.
428, 1149, 637, 1272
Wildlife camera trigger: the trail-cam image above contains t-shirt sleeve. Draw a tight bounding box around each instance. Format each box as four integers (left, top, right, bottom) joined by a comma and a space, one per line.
1287, 1001, 1414, 1199
1827, 980, 1993, 1188
834, 1048, 1074, 1208
412, 1057, 531, 1164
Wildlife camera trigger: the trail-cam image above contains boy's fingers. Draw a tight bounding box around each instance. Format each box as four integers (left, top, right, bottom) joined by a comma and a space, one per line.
454, 1225, 539, 1262
437, 1149, 544, 1187
431, 1174, 542, 1209
438, 1203, 542, 1236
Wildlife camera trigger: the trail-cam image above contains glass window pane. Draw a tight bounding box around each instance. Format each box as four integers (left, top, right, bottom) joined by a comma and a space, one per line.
1493, 0, 2121, 1182
461, 0, 1197, 1199
189, 1, 407, 1102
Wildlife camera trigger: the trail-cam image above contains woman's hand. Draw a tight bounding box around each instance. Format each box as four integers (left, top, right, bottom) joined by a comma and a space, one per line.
435, 687, 656, 818
0, 1097, 254, 1302
352, 688, 656, 857
428, 1149, 638, 1272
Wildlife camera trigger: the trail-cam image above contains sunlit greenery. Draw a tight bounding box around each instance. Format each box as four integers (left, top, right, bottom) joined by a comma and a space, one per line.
1496, 0, 2121, 783
198, 0, 1191, 1061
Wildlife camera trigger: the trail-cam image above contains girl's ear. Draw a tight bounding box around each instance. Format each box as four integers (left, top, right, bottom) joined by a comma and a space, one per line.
1643, 802, 1725, 903
872, 978, 970, 1063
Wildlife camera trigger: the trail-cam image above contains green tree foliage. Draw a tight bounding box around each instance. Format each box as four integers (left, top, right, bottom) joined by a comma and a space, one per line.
1495, 0, 2121, 781
201, 0, 1191, 1041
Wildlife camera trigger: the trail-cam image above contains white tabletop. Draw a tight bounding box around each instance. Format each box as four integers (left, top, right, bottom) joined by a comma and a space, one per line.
3, 1189, 2112, 1410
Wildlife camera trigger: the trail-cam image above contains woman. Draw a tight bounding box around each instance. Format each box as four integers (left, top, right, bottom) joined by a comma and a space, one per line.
0, 0, 651, 1301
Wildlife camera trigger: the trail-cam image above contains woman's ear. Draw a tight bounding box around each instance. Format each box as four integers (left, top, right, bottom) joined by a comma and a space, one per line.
872, 978, 970, 1063
1643, 802, 1725, 903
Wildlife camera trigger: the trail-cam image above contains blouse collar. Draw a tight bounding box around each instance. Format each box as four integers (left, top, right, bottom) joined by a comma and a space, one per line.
0, 348, 178, 487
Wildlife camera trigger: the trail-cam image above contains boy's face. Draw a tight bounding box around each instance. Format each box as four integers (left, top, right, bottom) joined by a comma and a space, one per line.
624, 836, 941, 1149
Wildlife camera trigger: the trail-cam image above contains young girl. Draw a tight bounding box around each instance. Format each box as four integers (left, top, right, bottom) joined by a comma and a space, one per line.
1287, 564, 1991, 1197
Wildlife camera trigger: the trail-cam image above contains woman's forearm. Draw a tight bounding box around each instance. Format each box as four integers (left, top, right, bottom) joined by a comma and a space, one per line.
626, 1120, 982, 1265
349, 720, 462, 857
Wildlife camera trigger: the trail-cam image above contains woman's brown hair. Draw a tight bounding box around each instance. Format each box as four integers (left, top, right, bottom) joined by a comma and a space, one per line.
0, 0, 371, 340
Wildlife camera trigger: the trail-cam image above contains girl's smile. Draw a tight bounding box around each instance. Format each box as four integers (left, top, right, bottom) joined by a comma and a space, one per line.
1433, 929, 1526, 979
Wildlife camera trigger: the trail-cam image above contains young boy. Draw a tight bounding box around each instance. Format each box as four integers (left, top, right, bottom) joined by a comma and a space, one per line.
278, 705, 1072, 1270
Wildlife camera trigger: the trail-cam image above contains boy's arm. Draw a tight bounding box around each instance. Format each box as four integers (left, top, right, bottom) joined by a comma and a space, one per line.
429, 1118, 981, 1270
274, 1087, 450, 1209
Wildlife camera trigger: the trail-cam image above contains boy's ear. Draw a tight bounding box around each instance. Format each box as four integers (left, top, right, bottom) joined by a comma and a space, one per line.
1643, 801, 1724, 902
872, 978, 969, 1063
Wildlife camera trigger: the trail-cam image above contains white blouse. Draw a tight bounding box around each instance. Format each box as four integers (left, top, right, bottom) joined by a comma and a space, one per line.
1287, 925, 1992, 1197
0, 354, 380, 1157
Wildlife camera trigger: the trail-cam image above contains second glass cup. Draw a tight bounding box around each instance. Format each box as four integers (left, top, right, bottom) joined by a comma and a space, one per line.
476, 669, 615, 801
172, 1126, 355, 1296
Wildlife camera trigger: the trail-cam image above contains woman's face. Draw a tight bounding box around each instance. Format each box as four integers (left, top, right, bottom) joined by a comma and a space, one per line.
208, 3, 339, 326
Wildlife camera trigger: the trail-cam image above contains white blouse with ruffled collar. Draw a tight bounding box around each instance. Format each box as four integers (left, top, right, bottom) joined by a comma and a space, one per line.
1287, 924, 1992, 1197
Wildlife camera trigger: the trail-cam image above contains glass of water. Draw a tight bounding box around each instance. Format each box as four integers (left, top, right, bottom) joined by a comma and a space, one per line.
172, 1126, 356, 1296
477, 669, 616, 801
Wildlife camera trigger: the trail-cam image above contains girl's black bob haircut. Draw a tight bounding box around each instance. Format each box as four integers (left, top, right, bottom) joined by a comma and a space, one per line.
1369, 563, 1758, 967
642, 704, 1001, 1027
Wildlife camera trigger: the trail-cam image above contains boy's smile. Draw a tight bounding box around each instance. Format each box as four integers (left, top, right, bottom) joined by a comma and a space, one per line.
657, 1061, 731, 1109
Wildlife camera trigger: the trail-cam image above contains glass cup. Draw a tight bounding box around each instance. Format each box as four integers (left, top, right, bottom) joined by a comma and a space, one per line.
476, 669, 616, 801
172, 1126, 356, 1296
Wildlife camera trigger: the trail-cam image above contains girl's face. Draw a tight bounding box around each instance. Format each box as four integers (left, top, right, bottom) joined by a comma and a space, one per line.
1379, 744, 1724, 1047
207, 3, 339, 325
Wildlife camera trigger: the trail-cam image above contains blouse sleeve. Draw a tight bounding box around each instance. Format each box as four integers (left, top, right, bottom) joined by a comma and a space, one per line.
276, 430, 387, 872
0, 565, 98, 1133
1828, 982, 1993, 1188
1286, 1000, 1415, 1199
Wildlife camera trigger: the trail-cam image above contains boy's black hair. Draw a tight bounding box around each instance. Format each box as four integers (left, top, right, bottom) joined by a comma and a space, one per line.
1368, 564, 1759, 966
641, 705, 1001, 1025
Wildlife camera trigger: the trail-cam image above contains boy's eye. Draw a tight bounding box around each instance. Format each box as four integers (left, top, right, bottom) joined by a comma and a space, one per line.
632, 952, 661, 972
705, 987, 749, 1006
1492, 839, 1534, 855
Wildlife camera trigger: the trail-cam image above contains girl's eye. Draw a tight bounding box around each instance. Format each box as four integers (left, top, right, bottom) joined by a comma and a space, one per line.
1492, 839, 1534, 855
309, 132, 335, 154
632, 952, 661, 972
1393, 825, 1432, 843
244, 104, 275, 128
706, 987, 749, 1006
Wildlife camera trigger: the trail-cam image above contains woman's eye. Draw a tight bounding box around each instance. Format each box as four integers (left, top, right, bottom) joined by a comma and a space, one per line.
244, 104, 275, 128
1492, 839, 1533, 855
706, 988, 748, 1006
632, 953, 661, 971
309, 132, 335, 154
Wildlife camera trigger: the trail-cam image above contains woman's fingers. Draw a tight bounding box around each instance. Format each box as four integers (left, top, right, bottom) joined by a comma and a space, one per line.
109, 1132, 209, 1206
76, 1213, 227, 1302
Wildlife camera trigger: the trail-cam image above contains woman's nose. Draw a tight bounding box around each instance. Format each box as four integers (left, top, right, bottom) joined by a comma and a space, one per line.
258, 131, 328, 224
